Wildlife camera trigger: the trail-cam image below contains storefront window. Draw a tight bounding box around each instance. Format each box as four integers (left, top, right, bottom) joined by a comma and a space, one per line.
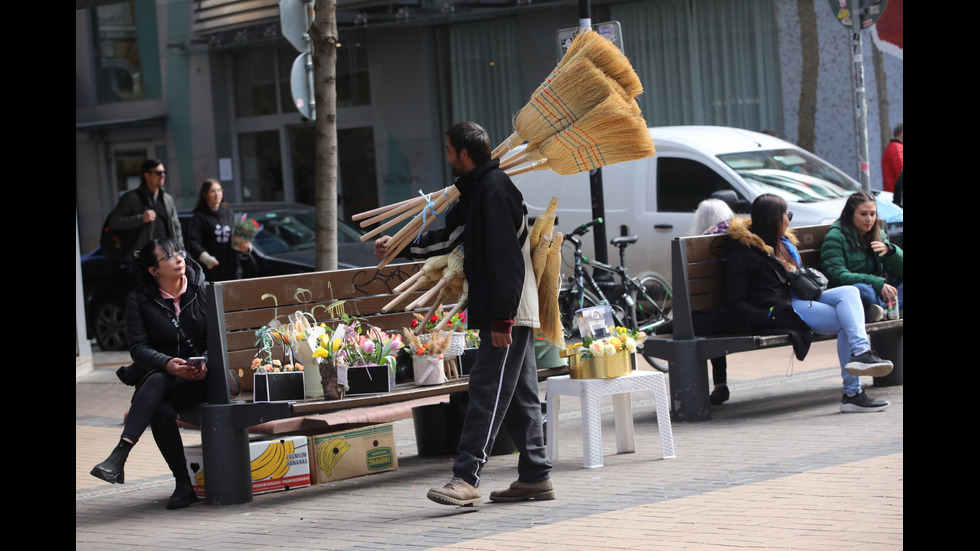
93, 0, 161, 103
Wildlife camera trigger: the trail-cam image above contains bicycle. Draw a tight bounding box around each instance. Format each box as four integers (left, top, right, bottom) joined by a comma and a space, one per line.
557, 218, 673, 372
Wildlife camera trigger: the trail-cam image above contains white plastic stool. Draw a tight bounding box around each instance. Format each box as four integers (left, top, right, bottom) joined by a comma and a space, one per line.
546, 371, 675, 468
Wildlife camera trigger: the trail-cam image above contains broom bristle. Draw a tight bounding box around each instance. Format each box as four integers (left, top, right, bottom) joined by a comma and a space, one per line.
560, 29, 643, 98
537, 95, 655, 175
514, 58, 620, 145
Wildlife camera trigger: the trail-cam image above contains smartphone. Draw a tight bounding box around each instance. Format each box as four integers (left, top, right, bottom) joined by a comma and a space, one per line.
188, 357, 206, 371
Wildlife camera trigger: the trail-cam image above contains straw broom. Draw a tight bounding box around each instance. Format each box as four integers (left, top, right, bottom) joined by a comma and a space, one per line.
406, 245, 464, 312
378, 185, 461, 268
499, 92, 643, 172
492, 58, 623, 160
382, 253, 450, 312
556, 28, 643, 99
504, 95, 655, 177
538, 232, 565, 347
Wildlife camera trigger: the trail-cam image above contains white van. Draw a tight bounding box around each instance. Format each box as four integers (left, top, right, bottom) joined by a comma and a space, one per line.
510, 125, 903, 282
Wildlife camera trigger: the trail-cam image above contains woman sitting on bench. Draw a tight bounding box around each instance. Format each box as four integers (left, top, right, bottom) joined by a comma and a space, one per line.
820, 191, 903, 320
90, 238, 210, 508
725, 194, 893, 413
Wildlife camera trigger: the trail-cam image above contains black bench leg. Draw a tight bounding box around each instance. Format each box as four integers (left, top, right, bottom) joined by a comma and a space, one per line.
872, 330, 903, 387
201, 404, 254, 505
667, 341, 712, 422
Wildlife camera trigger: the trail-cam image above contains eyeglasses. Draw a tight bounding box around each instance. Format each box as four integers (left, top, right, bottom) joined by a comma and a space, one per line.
157, 250, 186, 263
150, 170, 166, 176
785, 212, 794, 221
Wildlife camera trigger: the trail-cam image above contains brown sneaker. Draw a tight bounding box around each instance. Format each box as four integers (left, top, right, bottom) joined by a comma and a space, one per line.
489, 479, 556, 503
427, 477, 482, 507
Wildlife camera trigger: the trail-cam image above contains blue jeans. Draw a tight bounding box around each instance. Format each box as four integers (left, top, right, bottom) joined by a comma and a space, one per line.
453, 326, 551, 486
855, 282, 904, 310
791, 286, 870, 395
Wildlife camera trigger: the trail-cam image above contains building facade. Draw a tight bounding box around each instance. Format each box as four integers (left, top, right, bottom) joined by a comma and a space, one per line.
76, 0, 903, 252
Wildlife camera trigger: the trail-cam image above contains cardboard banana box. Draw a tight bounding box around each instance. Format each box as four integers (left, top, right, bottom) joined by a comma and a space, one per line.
184, 436, 311, 498
309, 423, 398, 484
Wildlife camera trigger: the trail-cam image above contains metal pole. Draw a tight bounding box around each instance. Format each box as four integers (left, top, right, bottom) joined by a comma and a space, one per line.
578, 0, 612, 270
849, 0, 871, 192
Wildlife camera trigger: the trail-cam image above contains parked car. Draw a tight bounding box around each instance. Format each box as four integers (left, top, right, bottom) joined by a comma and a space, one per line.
82, 203, 376, 350
510, 126, 903, 281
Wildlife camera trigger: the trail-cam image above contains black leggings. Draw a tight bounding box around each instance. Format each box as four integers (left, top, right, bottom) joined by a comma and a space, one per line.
122, 372, 203, 476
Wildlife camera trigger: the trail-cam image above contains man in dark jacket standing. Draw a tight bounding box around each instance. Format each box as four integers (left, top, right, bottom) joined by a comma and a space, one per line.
108, 158, 184, 259
375, 122, 554, 506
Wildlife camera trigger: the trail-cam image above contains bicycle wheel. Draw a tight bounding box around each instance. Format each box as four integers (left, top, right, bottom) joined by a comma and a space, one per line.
633, 271, 673, 372
634, 271, 673, 329
559, 287, 602, 339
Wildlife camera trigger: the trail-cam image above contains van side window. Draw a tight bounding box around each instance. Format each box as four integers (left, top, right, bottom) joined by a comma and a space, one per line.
657, 157, 733, 212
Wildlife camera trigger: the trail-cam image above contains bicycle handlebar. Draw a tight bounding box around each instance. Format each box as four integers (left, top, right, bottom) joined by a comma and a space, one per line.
570, 217, 603, 237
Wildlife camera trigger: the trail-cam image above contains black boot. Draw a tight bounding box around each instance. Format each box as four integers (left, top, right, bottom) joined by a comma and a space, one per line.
91, 439, 134, 484
167, 476, 199, 509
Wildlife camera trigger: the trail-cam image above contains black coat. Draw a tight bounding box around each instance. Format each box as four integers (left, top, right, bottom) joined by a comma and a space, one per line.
126, 260, 209, 407
406, 159, 538, 331
725, 218, 812, 360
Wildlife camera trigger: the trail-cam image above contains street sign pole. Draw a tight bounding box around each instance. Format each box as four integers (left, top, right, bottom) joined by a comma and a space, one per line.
829, 0, 889, 192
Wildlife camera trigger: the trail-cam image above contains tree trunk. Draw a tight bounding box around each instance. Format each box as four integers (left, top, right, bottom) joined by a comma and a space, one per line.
311, 0, 338, 271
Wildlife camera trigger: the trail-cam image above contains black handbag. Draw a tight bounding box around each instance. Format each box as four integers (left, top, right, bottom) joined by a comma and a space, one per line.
786, 267, 828, 300
116, 363, 150, 386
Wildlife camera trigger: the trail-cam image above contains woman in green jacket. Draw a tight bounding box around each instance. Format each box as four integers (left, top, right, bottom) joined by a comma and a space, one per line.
820, 191, 903, 318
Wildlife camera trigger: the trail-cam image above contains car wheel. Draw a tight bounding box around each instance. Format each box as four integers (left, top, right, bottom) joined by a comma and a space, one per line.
93, 298, 128, 351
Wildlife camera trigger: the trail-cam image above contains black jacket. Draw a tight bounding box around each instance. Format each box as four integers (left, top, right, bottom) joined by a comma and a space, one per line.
187, 204, 242, 282
407, 159, 538, 331
725, 217, 812, 360
127, 259, 210, 372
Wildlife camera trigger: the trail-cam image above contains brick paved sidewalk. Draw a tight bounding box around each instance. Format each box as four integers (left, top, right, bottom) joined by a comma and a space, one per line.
76, 341, 903, 550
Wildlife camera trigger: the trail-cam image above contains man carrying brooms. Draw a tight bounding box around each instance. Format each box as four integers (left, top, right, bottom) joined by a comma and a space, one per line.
374, 121, 555, 506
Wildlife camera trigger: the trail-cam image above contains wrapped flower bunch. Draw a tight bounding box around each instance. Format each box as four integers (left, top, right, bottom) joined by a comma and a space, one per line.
233, 213, 263, 242
402, 328, 453, 356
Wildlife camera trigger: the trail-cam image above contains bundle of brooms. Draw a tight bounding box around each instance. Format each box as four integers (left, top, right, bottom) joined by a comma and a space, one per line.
350, 28, 653, 342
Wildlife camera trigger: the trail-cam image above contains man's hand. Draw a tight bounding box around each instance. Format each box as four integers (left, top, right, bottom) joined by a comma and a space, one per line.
491, 331, 512, 347
142, 209, 157, 223
375, 236, 392, 261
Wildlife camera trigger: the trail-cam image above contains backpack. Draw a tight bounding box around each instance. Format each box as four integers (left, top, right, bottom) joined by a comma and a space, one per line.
99, 212, 137, 261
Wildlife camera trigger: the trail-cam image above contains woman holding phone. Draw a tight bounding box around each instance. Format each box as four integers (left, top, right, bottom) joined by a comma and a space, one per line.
90, 238, 210, 508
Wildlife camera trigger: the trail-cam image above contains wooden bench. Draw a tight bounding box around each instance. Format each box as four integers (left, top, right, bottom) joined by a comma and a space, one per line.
642, 225, 903, 422
195, 263, 567, 505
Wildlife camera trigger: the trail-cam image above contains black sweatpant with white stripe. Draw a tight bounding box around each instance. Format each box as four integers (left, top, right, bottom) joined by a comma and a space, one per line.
453, 326, 552, 487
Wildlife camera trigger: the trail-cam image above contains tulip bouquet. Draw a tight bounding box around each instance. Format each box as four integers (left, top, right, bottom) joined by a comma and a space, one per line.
313, 320, 402, 373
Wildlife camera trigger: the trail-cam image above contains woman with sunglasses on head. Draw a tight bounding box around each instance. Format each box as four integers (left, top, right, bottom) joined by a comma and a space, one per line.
90, 238, 211, 508
820, 191, 903, 320
725, 194, 893, 412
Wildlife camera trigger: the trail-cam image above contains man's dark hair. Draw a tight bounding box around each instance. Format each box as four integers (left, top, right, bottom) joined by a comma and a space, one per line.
446, 122, 491, 165
892, 122, 903, 139
140, 158, 164, 186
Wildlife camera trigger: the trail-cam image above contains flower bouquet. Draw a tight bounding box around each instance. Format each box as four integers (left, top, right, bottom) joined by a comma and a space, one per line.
402, 329, 455, 385
252, 324, 306, 402
565, 326, 644, 379
312, 319, 403, 398
233, 213, 263, 250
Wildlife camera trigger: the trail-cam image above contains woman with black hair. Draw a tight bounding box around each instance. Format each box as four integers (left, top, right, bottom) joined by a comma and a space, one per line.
726, 194, 893, 413
821, 191, 903, 319
90, 238, 209, 508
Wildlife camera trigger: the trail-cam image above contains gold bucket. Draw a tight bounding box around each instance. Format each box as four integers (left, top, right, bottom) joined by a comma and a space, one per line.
562, 345, 633, 379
